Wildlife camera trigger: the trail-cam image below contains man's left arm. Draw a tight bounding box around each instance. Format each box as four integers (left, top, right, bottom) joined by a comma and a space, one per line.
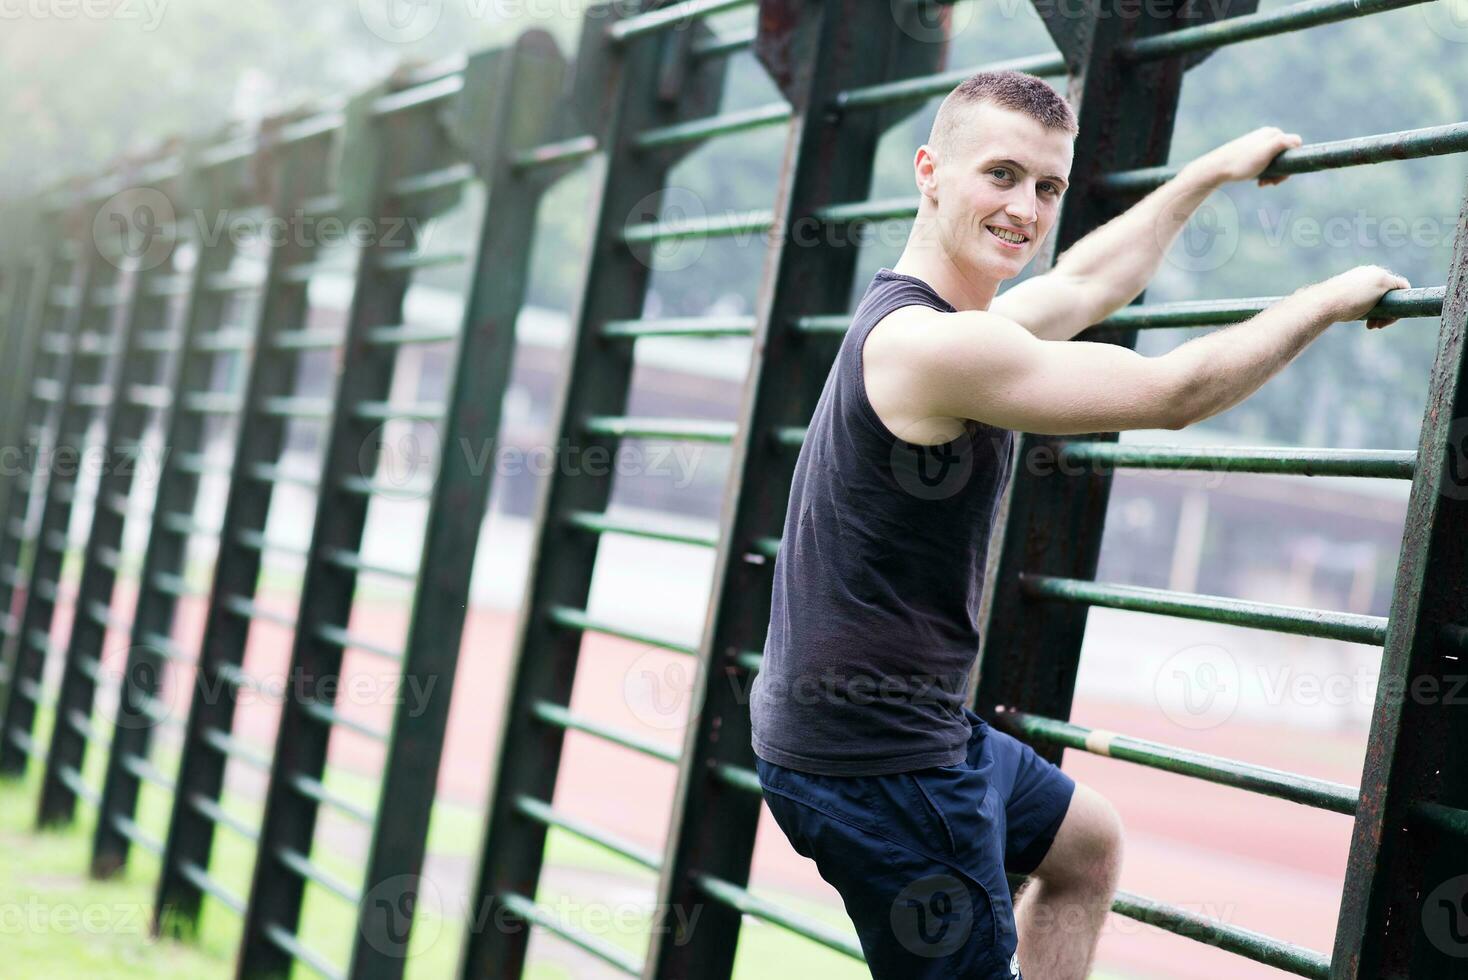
993, 126, 1303, 342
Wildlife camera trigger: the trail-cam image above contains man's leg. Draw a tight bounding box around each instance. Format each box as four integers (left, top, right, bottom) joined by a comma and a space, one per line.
1013, 783, 1123, 980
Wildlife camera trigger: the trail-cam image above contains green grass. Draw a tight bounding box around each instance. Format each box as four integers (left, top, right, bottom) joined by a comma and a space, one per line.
0, 702, 878, 978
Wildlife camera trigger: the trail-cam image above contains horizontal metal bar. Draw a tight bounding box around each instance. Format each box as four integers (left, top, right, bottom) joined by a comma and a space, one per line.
564, 509, 718, 548
498, 892, 642, 976
609, 0, 751, 42
696, 872, 863, 959
135, 693, 185, 730
67, 708, 111, 748
299, 193, 341, 217
247, 461, 320, 489
812, 195, 919, 224
271, 328, 343, 351
223, 594, 297, 629
85, 599, 131, 633
1121, 0, 1430, 62
7, 726, 38, 757
278, 262, 349, 286
289, 773, 375, 825
298, 699, 390, 742
600, 315, 755, 338
375, 249, 470, 272
188, 792, 260, 842
388, 162, 475, 197
1111, 889, 1330, 978
126, 383, 173, 409
583, 415, 736, 442
277, 110, 346, 147
353, 399, 443, 421
622, 208, 773, 243
314, 622, 404, 662
111, 813, 165, 856
337, 474, 434, 497
711, 760, 761, 794
512, 134, 599, 170
1092, 286, 1444, 330
276, 846, 361, 904
364, 324, 459, 346
204, 271, 265, 293
633, 101, 790, 150
178, 859, 247, 914
236, 528, 309, 558
322, 548, 416, 581
1053, 442, 1416, 479
514, 795, 661, 870
531, 700, 679, 763
1101, 122, 1468, 194
546, 604, 696, 655
259, 396, 333, 419
837, 50, 1068, 111
214, 662, 267, 695
192, 329, 254, 352
173, 452, 232, 477
120, 750, 176, 792
371, 73, 465, 117
161, 511, 219, 538
200, 726, 272, 772
139, 630, 197, 666
1000, 711, 1357, 814
56, 764, 102, 806
261, 924, 345, 980
180, 393, 243, 416
1019, 574, 1389, 645
1410, 802, 1468, 838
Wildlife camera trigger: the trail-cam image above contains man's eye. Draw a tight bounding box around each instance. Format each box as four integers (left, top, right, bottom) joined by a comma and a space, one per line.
990, 168, 1011, 181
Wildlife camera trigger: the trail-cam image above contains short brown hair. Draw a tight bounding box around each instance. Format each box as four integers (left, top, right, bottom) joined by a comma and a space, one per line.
928, 70, 1078, 160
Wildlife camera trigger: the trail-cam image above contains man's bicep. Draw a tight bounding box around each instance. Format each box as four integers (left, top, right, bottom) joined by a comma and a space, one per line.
990, 272, 1116, 342
918, 313, 1190, 435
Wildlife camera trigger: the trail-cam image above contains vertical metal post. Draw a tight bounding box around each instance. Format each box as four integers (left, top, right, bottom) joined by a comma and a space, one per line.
37, 154, 191, 825
1331, 186, 1468, 979
0, 198, 81, 685
455, 7, 728, 978
152, 115, 345, 937
338, 34, 574, 980
970, 3, 1191, 750
89, 135, 267, 877
0, 186, 118, 775
232, 52, 501, 977
645, 3, 950, 976
0, 204, 47, 533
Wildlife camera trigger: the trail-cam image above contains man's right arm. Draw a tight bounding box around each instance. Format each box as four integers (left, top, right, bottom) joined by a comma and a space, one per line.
890, 265, 1409, 436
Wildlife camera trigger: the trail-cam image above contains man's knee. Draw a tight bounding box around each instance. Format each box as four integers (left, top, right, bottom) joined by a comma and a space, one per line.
1032, 784, 1123, 894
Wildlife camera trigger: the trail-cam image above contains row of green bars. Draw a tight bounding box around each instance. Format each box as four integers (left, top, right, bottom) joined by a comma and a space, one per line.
0, 1, 1465, 979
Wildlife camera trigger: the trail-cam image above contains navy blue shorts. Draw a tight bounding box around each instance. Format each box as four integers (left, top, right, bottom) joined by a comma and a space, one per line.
754, 706, 1075, 979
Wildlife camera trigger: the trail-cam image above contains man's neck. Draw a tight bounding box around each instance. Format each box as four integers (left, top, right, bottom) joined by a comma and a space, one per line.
891, 231, 1001, 313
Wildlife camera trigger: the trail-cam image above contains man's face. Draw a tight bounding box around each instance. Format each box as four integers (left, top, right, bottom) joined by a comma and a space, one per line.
919, 102, 1073, 280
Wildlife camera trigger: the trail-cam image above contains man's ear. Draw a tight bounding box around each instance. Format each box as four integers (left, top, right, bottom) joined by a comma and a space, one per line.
915, 144, 939, 203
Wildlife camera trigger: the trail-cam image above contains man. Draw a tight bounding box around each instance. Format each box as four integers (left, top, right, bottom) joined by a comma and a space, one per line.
749, 69, 1408, 979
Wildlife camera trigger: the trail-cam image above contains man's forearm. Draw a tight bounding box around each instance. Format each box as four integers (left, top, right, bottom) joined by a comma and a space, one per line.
1164, 283, 1341, 427
1052, 162, 1222, 311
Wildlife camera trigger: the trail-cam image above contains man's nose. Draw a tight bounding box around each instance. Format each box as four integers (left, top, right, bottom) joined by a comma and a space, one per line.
1006, 186, 1038, 226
